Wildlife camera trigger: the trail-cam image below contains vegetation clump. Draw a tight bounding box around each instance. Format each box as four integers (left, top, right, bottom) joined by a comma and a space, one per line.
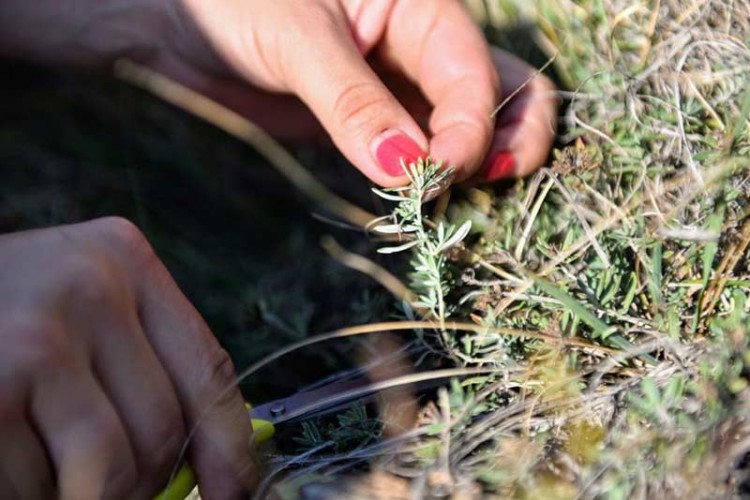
273, 1, 750, 498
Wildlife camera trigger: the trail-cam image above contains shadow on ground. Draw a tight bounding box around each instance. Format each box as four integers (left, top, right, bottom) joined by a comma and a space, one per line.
0, 62, 392, 401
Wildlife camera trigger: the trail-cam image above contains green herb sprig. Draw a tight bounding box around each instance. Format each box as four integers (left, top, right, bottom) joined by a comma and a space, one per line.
372, 158, 471, 325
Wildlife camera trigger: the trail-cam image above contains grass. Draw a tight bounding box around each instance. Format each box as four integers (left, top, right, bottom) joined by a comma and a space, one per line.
262, 1, 750, 498
1, 0, 748, 498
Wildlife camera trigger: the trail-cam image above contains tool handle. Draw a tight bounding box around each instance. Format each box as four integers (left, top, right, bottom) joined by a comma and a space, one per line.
155, 408, 274, 500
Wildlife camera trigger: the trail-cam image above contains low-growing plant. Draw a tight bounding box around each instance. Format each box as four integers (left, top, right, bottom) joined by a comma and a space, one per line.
372, 158, 472, 326
275, 0, 750, 497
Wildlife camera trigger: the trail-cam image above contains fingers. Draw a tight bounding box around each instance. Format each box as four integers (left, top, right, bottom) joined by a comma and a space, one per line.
479, 49, 559, 182
0, 424, 54, 499
0, 217, 254, 498
283, 4, 428, 187
25, 337, 137, 499
134, 255, 256, 498
87, 309, 186, 497
0, 384, 55, 499
69, 216, 254, 498
147, 53, 331, 144
79, 216, 254, 497
380, 0, 500, 181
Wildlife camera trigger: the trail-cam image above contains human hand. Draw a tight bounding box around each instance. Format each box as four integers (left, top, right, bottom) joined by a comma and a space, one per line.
151, 0, 558, 187
0, 0, 557, 187
0, 218, 254, 499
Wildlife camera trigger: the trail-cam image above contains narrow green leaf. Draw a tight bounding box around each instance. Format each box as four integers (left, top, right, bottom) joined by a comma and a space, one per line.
439, 220, 472, 251
532, 275, 611, 339
377, 240, 421, 254
370, 187, 409, 202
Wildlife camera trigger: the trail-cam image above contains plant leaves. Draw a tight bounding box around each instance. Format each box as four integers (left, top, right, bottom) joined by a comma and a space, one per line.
438, 220, 472, 252
377, 240, 421, 254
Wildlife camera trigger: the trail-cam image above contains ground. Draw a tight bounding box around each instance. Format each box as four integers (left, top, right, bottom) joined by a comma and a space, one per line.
1, 0, 749, 499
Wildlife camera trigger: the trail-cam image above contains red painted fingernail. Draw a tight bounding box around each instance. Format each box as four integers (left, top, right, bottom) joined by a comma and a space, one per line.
484, 152, 517, 181
374, 132, 427, 177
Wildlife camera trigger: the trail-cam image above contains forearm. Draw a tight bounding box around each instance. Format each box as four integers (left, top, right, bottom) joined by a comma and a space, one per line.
0, 0, 167, 68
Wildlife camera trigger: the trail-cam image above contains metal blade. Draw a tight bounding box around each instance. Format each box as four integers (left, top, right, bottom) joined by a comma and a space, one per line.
250, 376, 374, 425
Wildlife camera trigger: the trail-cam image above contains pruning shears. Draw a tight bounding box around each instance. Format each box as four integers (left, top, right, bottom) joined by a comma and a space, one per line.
156, 374, 382, 500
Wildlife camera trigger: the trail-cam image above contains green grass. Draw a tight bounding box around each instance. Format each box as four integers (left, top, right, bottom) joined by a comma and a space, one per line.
2, 0, 749, 498
267, 1, 750, 498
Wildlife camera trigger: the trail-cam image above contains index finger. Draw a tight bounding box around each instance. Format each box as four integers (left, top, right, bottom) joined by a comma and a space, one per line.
136, 264, 257, 498
379, 0, 500, 181
87, 218, 257, 497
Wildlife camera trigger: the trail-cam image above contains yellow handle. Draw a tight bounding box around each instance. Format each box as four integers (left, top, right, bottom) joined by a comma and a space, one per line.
155, 405, 274, 500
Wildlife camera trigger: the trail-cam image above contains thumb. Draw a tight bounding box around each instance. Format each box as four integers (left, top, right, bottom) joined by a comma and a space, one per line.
284, 8, 428, 187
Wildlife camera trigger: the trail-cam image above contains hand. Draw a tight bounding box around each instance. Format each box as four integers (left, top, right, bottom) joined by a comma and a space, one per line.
150, 0, 558, 186
0, 218, 254, 499
0, 0, 557, 187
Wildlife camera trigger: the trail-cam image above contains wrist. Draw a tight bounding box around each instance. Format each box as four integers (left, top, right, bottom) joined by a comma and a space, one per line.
0, 0, 170, 69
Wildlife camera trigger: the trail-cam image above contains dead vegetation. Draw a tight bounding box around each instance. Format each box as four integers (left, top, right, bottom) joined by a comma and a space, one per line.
111, 1, 750, 498
263, 1, 750, 498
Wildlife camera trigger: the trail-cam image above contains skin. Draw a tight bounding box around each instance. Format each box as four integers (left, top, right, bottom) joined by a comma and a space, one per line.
0, 218, 256, 499
0, 0, 557, 498
152, 0, 558, 184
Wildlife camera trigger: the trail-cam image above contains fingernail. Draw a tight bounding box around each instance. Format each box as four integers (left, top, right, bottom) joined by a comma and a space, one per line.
373, 131, 427, 177
484, 152, 517, 181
